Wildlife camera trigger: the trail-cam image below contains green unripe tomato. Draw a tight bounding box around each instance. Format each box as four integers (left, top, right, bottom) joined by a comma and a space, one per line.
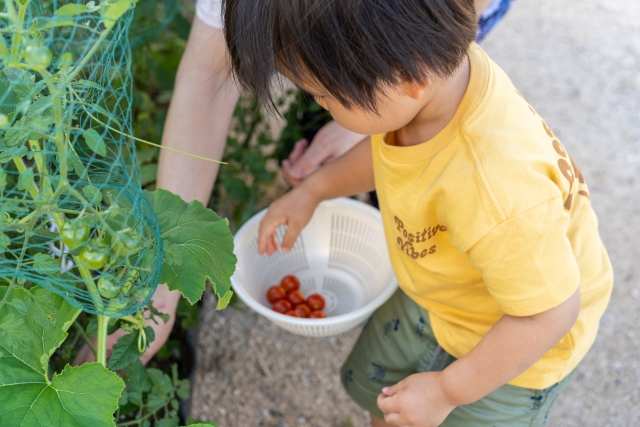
132, 286, 150, 301
106, 297, 128, 312
59, 222, 90, 249
113, 232, 141, 258
97, 276, 121, 299
24, 43, 52, 69
76, 242, 108, 270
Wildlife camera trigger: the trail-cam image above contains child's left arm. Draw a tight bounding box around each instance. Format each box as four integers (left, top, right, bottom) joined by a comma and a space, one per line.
377, 287, 581, 427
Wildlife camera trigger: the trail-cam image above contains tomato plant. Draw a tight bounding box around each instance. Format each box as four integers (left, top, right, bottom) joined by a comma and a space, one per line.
0, 1, 234, 426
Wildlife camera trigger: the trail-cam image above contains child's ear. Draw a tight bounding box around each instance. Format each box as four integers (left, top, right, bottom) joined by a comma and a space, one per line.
400, 79, 429, 100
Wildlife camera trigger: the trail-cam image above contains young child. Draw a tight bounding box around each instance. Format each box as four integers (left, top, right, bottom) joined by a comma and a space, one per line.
222, 0, 613, 425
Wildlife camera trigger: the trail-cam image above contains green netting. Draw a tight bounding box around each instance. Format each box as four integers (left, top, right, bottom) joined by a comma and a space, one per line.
0, 0, 163, 318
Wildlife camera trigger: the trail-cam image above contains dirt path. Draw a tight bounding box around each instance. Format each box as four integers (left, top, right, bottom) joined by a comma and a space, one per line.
190, 1, 640, 425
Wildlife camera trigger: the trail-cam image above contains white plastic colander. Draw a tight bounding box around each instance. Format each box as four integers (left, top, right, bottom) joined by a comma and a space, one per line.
231, 197, 397, 337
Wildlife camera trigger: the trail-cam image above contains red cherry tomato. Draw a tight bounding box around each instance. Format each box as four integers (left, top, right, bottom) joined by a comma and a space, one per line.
287, 290, 306, 306
272, 299, 292, 314
280, 275, 300, 293
295, 303, 311, 318
306, 293, 325, 311
266, 286, 286, 303
285, 310, 301, 317
309, 310, 327, 318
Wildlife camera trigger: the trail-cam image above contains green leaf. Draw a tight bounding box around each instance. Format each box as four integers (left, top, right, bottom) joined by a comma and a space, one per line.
17, 167, 34, 191
0, 145, 28, 163
0, 312, 24, 346
30, 287, 59, 330
0, 363, 123, 426
27, 115, 55, 139
185, 419, 218, 427
146, 189, 236, 305
147, 368, 173, 397
216, 290, 234, 310
158, 417, 180, 427
0, 232, 9, 254
83, 128, 107, 157
55, 4, 87, 16
34, 19, 75, 31
3, 116, 30, 146
0, 287, 124, 426
33, 253, 60, 273
0, 169, 6, 191
107, 331, 139, 371
66, 149, 87, 177
140, 163, 158, 186
83, 184, 103, 204
86, 103, 122, 128
26, 95, 53, 118
9, 68, 34, 101
101, 0, 133, 29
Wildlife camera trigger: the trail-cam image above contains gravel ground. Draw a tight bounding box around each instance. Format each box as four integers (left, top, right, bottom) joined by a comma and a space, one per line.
190, 1, 640, 426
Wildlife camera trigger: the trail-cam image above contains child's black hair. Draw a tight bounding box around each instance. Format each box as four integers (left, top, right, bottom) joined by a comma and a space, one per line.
223, 0, 477, 112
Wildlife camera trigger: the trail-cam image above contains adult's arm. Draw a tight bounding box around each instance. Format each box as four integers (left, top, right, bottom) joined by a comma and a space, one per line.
146, 17, 240, 363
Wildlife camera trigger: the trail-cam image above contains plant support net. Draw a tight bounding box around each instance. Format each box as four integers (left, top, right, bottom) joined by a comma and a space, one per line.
0, 0, 163, 317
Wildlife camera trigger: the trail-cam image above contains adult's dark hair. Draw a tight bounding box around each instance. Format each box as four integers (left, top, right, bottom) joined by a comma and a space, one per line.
223, 0, 477, 112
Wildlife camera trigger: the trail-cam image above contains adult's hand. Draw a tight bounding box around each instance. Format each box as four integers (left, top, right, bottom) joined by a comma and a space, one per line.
282, 121, 365, 186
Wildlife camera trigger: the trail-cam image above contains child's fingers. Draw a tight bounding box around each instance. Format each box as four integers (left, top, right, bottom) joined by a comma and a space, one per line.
281, 220, 303, 253
258, 215, 281, 255
382, 382, 402, 396
377, 391, 402, 415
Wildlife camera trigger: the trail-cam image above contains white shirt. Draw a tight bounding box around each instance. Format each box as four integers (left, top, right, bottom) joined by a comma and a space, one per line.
195, 0, 223, 29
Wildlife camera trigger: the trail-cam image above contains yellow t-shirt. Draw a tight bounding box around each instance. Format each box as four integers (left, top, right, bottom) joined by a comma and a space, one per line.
371, 43, 613, 389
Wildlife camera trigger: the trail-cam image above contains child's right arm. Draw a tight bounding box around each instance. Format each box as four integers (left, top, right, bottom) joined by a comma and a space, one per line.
258, 136, 375, 255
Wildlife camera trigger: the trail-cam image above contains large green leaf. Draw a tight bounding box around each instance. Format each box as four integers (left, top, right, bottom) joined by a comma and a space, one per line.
145, 189, 236, 307
0, 287, 124, 426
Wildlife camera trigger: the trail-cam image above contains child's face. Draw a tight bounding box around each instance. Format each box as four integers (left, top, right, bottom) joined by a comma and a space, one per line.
279, 67, 430, 136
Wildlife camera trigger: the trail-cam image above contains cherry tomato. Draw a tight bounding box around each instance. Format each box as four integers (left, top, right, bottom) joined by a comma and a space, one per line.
295, 303, 311, 318
76, 242, 108, 270
309, 310, 327, 318
25, 43, 52, 68
287, 290, 306, 306
113, 231, 142, 257
97, 276, 121, 299
266, 285, 286, 303
285, 310, 301, 317
59, 222, 90, 249
306, 293, 325, 311
280, 275, 300, 293
272, 299, 292, 314
106, 297, 127, 312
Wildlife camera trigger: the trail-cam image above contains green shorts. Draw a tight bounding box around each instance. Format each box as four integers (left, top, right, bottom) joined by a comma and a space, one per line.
340, 290, 575, 426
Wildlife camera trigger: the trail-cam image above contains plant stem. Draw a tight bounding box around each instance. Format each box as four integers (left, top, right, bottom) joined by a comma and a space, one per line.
96, 314, 108, 366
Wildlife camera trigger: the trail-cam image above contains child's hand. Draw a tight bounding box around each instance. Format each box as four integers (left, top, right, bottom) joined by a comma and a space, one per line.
258, 186, 321, 255
376, 372, 457, 427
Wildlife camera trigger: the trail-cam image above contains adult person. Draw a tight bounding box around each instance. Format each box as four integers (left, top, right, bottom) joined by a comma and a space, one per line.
74, 0, 517, 365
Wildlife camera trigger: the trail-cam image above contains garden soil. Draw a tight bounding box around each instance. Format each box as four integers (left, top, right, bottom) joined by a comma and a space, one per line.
189, 0, 640, 425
